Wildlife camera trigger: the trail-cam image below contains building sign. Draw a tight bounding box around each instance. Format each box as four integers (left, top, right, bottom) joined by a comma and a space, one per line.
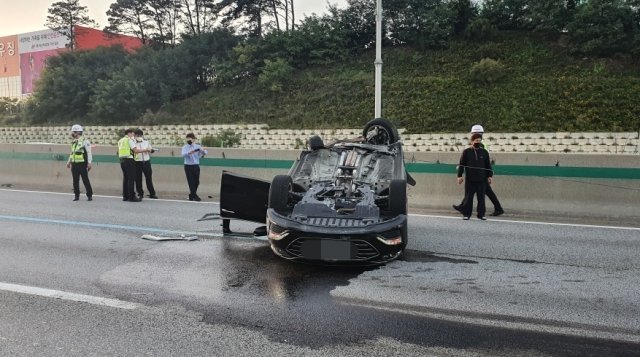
0, 35, 20, 77
18, 29, 69, 54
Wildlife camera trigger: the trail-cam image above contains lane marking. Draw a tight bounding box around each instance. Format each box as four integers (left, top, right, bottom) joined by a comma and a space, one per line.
2, 188, 638, 231
410, 213, 640, 231
0, 214, 266, 241
0, 188, 215, 204
0, 282, 141, 310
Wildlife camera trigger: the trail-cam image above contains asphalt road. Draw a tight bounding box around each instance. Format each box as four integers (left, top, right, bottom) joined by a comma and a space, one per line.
0, 189, 638, 356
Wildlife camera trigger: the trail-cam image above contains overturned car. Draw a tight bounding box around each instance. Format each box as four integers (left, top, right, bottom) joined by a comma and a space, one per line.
220, 119, 415, 265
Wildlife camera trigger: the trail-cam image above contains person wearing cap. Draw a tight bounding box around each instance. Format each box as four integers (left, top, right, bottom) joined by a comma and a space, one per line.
134, 129, 158, 199
456, 133, 493, 220
181, 133, 208, 201
453, 124, 505, 216
118, 128, 151, 202
66, 124, 93, 201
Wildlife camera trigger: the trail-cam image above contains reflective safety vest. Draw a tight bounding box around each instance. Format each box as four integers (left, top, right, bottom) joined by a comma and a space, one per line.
118, 136, 133, 158
70, 137, 86, 163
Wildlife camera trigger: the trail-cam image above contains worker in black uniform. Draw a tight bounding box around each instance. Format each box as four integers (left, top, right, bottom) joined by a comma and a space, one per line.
456, 133, 493, 220
453, 124, 505, 216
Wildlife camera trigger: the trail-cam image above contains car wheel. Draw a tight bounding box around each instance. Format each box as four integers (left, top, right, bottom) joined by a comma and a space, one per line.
268, 175, 292, 211
308, 135, 324, 150
388, 179, 407, 215
363, 118, 399, 145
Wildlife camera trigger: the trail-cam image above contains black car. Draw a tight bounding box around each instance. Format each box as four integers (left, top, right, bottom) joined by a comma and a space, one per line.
219, 119, 415, 265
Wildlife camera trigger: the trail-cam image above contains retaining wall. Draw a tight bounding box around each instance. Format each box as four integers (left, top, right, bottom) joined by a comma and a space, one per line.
0, 125, 638, 154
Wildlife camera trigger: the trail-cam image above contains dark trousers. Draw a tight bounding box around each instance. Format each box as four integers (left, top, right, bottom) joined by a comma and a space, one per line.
184, 164, 200, 198
459, 180, 503, 211
120, 158, 136, 200
135, 161, 156, 197
462, 180, 487, 218
71, 162, 92, 198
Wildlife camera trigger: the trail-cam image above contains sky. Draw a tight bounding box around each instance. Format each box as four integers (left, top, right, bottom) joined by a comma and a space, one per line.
0, 0, 349, 37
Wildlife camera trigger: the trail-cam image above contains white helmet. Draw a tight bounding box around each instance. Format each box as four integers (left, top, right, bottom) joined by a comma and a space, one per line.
71, 124, 83, 132
470, 124, 484, 133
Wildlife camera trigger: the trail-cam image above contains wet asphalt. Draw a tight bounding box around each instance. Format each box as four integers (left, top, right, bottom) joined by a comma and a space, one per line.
0, 189, 638, 356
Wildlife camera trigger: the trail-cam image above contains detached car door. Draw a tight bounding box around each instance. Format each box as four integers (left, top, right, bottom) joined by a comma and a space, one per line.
220, 170, 270, 224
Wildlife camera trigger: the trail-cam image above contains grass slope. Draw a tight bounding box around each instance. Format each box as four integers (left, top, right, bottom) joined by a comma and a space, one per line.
162, 33, 640, 133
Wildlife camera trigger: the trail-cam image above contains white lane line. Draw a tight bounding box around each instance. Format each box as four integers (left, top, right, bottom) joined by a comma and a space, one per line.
0, 188, 214, 204
411, 213, 640, 231
0, 282, 141, 310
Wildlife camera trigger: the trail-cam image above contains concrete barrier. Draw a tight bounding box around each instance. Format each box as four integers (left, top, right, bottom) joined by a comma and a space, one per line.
0, 143, 638, 222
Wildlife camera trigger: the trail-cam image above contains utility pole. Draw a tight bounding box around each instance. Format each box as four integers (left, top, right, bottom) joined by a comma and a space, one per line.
374, 0, 383, 119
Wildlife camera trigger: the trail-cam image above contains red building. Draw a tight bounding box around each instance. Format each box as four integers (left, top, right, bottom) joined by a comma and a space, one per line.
0, 26, 143, 98
75, 26, 143, 52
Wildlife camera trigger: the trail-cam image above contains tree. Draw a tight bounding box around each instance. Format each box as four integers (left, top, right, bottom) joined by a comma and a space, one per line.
180, 0, 220, 36
26, 46, 130, 123
105, 0, 155, 44
381, 0, 455, 48
567, 0, 635, 56
480, 0, 531, 30
215, 0, 274, 38
449, 0, 478, 35
45, 0, 97, 50
528, 0, 579, 33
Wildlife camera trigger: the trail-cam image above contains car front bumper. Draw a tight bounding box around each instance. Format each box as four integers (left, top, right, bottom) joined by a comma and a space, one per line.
266, 209, 407, 265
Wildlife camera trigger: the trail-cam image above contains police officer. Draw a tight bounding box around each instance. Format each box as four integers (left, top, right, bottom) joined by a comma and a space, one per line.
66, 124, 93, 201
118, 128, 150, 202
453, 124, 505, 216
133, 129, 158, 199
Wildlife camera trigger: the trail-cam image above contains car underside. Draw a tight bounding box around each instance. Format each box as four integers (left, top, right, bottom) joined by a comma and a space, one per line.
219, 119, 414, 265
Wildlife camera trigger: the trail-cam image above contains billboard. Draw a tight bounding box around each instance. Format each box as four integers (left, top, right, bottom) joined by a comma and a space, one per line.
17, 30, 69, 95
18, 29, 69, 54
0, 35, 20, 78
20, 48, 66, 94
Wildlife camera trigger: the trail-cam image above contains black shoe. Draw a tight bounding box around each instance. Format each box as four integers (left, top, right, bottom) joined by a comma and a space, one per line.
129, 197, 141, 202
452, 204, 462, 213
73, 196, 79, 201
188, 196, 194, 201
478, 216, 487, 220
148, 195, 158, 199
123, 197, 129, 201
490, 209, 504, 217
193, 195, 202, 202
87, 196, 92, 201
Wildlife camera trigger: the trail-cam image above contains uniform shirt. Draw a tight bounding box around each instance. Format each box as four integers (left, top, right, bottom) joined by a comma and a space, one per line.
181, 143, 207, 165
68, 138, 93, 164
135, 139, 153, 162
457, 146, 493, 182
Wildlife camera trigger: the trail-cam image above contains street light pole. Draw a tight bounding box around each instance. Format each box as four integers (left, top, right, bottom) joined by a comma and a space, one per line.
374, 0, 383, 119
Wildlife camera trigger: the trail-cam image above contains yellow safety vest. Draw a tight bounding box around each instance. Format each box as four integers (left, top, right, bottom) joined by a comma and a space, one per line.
118, 136, 133, 158
70, 137, 86, 163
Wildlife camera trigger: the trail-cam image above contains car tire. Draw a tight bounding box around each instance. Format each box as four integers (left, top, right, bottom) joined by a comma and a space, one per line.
363, 118, 400, 145
308, 135, 324, 150
268, 175, 292, 211
388, 179, 407, 215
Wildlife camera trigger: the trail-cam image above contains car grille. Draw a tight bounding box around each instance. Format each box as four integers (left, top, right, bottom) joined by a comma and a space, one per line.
298, 217, 374, 227
286, 238, 380, 261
